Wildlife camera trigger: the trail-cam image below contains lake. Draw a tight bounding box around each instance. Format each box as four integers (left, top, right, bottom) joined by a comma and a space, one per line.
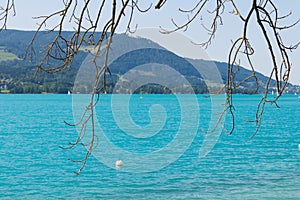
0, 94, 299, 199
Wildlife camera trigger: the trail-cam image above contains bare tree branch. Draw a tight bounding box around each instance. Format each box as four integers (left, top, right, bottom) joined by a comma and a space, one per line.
0, 0, 15, 30
0, 0, 298, 174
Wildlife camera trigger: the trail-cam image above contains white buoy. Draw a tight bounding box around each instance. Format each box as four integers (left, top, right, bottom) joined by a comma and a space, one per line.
298, 144, 300, 150
115, 160, 124, 167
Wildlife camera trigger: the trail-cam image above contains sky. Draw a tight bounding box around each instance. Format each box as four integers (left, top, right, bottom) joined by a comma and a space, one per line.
4, 0, 300, 85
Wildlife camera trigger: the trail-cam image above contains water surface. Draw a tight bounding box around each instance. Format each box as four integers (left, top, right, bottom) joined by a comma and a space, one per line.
0, 94, 299, 199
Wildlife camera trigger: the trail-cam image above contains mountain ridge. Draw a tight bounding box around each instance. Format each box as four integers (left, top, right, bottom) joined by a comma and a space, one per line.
0, 29, 299, 94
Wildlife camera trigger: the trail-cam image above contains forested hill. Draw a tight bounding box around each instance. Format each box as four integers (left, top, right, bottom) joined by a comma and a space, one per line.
0, 29, 299, 94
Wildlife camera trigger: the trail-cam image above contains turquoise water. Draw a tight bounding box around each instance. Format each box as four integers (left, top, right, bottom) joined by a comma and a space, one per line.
0, 94, 299, 199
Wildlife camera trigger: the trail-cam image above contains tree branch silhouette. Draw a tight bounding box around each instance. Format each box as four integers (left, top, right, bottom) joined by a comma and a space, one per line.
0, 0, 298, 174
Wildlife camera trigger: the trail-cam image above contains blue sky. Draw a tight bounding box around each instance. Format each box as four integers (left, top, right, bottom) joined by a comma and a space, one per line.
5, 0, 300, 85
